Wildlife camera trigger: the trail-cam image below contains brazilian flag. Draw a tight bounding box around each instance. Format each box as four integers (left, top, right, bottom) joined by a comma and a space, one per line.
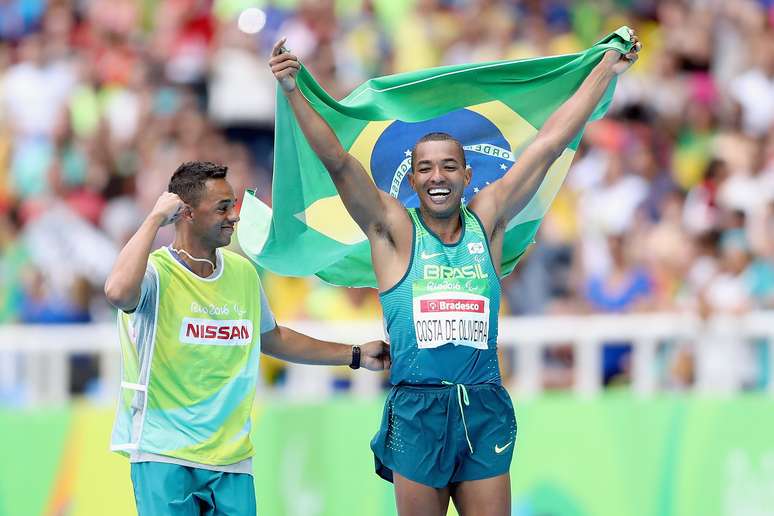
238, 27, 634, 287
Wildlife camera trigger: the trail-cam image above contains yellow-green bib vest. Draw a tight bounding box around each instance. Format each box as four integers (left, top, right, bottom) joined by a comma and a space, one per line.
111, 247, 262, 466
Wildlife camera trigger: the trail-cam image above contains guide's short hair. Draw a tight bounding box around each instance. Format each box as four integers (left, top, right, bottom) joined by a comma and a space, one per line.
168, 161, 228, 206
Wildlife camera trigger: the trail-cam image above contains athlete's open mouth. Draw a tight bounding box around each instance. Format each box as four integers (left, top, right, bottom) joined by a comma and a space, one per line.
427, 187, 451, 204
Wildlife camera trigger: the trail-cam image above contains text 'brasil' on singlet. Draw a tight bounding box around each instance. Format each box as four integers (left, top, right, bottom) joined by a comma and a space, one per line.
380, 206, 501, 386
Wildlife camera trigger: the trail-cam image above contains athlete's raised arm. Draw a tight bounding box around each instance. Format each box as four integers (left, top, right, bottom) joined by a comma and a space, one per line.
470, 30, 642, 239
268, 39, 410, 246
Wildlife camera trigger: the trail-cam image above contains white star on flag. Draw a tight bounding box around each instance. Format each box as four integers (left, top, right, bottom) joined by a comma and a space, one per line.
404, 149, 412, 157
473, 187, 480, 193
500, 163, 507, 170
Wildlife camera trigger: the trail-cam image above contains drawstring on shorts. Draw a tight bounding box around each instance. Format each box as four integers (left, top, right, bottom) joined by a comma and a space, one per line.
442, 381, 474, 454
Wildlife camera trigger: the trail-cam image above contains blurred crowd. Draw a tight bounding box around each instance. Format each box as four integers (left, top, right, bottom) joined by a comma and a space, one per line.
1, 0, 773, 395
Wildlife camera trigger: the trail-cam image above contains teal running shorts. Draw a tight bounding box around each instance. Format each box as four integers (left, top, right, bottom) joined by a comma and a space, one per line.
370, 383, 517, 488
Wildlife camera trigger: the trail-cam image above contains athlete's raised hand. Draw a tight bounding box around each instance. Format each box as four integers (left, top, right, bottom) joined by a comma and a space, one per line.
269, 38, 300, 93
150, 192, 187, 226
361, 340, 391, 371
602, 27, 642, 75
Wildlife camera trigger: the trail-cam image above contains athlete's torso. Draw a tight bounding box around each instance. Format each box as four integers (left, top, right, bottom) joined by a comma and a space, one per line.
380, 206, 501, 386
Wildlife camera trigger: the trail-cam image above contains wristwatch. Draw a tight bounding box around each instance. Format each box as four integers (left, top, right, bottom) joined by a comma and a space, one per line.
349, 345, 361, 370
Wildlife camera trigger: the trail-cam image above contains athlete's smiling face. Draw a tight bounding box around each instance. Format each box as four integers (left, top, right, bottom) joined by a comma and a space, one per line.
189, 178, 240, 248
408, 140, 471, 220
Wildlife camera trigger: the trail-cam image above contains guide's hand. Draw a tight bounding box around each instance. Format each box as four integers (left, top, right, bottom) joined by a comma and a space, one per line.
150, 192, 187, 226
361, 340, 391, 371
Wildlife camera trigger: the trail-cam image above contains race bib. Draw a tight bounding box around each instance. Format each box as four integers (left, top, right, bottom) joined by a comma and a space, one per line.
412, 279, 490, 350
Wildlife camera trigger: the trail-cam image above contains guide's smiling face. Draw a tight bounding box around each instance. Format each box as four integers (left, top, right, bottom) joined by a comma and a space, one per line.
188, 179, 240, 248
409, 140, 471, 220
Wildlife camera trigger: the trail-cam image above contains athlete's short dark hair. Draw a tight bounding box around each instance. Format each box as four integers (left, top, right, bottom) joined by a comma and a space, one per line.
410, 132, 466, 172
168, 161, 228, 206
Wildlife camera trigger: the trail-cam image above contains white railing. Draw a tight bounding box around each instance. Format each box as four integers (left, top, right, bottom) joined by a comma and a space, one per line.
1, 312, 773, 405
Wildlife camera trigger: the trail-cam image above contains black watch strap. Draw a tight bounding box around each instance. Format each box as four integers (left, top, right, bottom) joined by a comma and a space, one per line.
349, 345, 361, 370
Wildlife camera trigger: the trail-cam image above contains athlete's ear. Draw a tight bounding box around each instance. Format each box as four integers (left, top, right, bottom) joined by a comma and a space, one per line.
181, 204, 194, 221
407, 170, 417, 192
464, 164, 472, 187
